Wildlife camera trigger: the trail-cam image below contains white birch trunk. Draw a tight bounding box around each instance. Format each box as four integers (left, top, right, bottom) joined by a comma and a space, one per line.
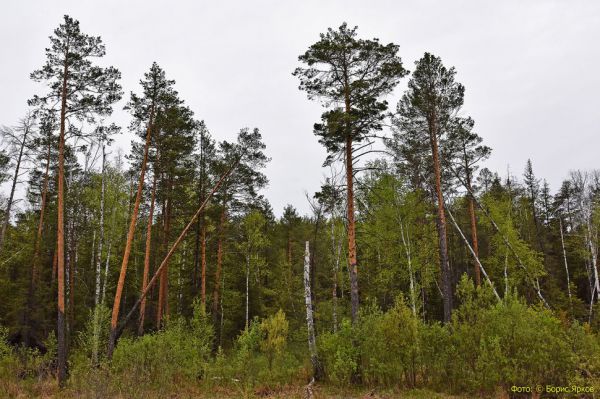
399, 221, 417, 316
559, 217, 572, 303
245, 254, 250, 330
304, 241, 321, 379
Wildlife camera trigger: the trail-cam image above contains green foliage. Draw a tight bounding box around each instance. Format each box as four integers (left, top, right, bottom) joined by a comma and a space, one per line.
319, 319, 359, 385
259, 309, 289, 370
359, 297, 421, 386
110, 313, 213, 389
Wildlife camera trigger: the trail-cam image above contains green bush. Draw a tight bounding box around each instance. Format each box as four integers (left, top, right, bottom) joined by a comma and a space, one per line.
319, 318, 359, 385
359, 297, 421, 386
448, 275, 579, 394
110, 304, 213, 390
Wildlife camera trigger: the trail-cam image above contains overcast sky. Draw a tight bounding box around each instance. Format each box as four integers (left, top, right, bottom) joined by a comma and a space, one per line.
1, 0, 599, 216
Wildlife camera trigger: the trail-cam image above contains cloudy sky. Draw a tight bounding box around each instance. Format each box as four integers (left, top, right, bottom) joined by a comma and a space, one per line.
1, 0, 599, 215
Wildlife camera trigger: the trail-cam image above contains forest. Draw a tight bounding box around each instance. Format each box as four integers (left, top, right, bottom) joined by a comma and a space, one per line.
1, 14, 600, 399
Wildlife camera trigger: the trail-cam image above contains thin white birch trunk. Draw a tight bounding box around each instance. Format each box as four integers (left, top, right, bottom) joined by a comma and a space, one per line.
559, 217, 572, 303
245, 254, 250, 330
304, 241, 321, 380
446, 207, 501, 300
399, 221, 417, 316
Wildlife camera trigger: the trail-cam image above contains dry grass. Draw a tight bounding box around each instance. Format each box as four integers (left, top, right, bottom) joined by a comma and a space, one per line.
0, 379, 472, 399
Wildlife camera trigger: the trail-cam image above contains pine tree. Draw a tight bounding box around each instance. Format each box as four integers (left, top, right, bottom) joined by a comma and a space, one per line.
294, 22, 407, 322
395, 53, 464, 322
108, 63, 176, 356
29, 15, 122, 385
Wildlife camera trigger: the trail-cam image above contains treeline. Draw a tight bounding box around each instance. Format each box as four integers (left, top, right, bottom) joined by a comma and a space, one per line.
1, 16, 600, 397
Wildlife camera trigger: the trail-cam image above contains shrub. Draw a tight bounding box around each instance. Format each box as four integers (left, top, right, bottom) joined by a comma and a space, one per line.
110, 303, 213, 391
359, 297, 421, 386
319, 318, 359, 385
259, 309, 289, 370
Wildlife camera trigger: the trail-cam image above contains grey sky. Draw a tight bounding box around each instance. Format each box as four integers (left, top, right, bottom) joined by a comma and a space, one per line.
1, 0, 599, 216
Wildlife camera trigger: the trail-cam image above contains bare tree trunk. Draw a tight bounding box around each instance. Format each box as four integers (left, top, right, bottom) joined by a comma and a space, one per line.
0, 117, 31, 253
304, 241, 323, 380
212, 207, 226, 336
399, 221, 417, 315
101, 241, 111, 306
468, 196, 481, 286
157, 179, 172, 328
245, 253, 250, 330
139, 172, 157, 335
446, 207, 500, 300
559, 217, 572, 305
92, 142, 106, 364
56, 54, 69, 387
32, 138, 52, 284
331, 217, 341, 332
25, 124, 50, 347
201, 225, 207, 311
108, 106, 154, 358
428, 115, 452, 322
345, 134, 359, 323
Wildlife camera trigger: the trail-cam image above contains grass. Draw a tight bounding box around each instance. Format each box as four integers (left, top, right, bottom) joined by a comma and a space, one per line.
0, 378, 472, 399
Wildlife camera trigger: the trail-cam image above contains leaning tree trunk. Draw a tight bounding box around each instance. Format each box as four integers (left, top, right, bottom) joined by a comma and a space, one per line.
0, 121, 29, 253
110, 161, 238, 344
304, 241, 323, 380
108, 105, 154, 358
428, 115, 453, 323
139, 171, 157, 335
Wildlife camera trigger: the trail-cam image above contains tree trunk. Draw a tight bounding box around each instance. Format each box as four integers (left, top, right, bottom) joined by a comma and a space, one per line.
111, 162, 238, 342
101, 241, 111, 306
32, 137, 52, 284
0, 120, 29, 253
108, 105, 154, 358
157, 178, 172, 328
212, 207, 226, 337
245, 253, 250, 330
92, 142, 106, 364
201, 225, 207, 311
428, 115, 452, 323
56, 51, 69, 387
331, 217, 341, 332
467, 181, 481, 286
559, 217, 572, 305
139, 172, 157, 335
304, 241, 323, 380
399, 221, 418, 315
25, 129, 50, 347
345, 133, 359, 323
446, 207, 500, 300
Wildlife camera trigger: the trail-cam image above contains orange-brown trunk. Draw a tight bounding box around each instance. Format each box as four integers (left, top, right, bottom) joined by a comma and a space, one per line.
108, 105, 154, 358
468, 196, 481, 286
139, 172, 157, 335
212, 208, 226, 323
